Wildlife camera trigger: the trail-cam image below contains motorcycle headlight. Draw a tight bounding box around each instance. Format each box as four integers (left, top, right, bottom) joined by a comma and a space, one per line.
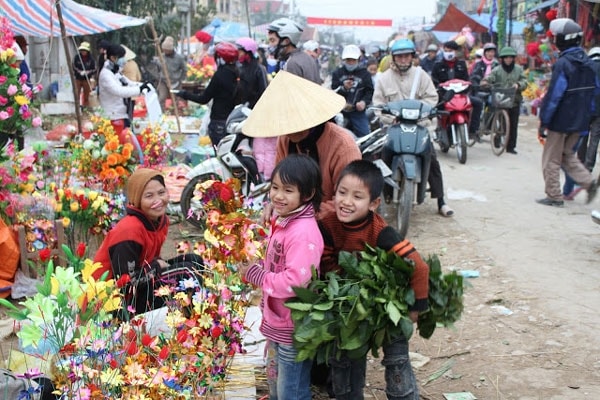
401, 108, 420, 120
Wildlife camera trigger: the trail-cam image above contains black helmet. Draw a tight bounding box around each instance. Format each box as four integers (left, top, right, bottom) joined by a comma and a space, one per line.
550, 18, 583, 51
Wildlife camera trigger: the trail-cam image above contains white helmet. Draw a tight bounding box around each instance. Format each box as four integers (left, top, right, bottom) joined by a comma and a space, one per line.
342, 44, 361, 60
268, 17, 304, 46
588, 47, 600, 60
475, 48, 484, 58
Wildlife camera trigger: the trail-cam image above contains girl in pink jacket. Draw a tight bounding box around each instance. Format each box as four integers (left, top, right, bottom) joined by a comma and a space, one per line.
241, 154, 324, 400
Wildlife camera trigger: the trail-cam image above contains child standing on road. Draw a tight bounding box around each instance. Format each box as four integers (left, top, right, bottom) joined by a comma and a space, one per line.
319, 160, 429, 400
239, 154, 324, 400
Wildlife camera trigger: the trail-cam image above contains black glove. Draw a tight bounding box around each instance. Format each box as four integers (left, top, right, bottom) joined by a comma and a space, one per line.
139, 82, 151, 94
176, 90, 190, 100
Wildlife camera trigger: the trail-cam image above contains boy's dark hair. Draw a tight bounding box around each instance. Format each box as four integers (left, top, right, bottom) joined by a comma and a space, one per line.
337, 160, 384, 201
272, 154, 323, 211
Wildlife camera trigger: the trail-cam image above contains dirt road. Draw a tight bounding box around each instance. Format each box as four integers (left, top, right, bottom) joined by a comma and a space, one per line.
366, 114, 600, 399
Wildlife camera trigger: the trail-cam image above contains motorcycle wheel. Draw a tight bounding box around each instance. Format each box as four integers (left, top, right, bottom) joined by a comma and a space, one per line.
180, 173, 222, 229
438, 130, 450, 153
455, 123, 468, 164
395, 175, 414, 240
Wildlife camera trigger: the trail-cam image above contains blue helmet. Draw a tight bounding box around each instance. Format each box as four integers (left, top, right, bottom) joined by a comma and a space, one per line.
390, 39, 416, 56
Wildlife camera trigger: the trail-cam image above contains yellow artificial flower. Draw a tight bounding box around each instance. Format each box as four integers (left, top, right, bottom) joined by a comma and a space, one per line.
70, 201, 79, 212
100, 368, 124, 387
62, 217, 70, 227
14, 95, 29, 106
88, 190, 98, 201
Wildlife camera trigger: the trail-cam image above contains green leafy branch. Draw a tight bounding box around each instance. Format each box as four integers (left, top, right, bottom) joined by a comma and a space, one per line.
286, 246, 465, 364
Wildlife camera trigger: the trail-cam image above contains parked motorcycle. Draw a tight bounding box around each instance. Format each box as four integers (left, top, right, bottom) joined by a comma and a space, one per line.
179, 104, 271, 229
436, 79, 473, 164
377, 99, 440, 239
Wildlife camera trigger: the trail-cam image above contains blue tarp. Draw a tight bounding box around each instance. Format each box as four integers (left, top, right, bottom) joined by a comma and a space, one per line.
469, 13, 528, 35
200, 19, 250, 43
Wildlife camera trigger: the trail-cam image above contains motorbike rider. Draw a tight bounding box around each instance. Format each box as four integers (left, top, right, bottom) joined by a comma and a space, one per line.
431, 40, 483, 139
267, 17, 321, 84
176, 42, 243, 147
331, 44, 374, 137
470, 42, 498, 87
420, 43, 440, 75
373, 38, 454, 218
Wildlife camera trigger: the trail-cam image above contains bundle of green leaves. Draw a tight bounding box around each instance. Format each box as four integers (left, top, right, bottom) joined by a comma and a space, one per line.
286, 246, 465, 364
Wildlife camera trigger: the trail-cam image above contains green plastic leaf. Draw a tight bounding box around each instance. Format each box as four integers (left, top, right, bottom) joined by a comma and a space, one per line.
313, 301, 334, 311
285, 302, 313, 311
292, 286, 320, 303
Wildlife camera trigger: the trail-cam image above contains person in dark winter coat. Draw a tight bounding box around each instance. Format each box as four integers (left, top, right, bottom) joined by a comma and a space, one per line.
73, 41, 96, 108
431, 40, 482, 135
537, 18, 599, 207
176, 42, 243, 147
235, 37, 268, 109
331, 44, 374, 137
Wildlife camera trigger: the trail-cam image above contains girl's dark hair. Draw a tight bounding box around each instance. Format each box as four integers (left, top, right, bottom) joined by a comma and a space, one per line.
225, 64, 244, 105
337, 160, 383, 201
271, 154, 323, 211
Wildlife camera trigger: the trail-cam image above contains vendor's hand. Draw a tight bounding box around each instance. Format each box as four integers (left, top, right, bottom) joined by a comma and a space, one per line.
513, 83, 519, 90
139, 82, 151, 94
355, 101, 366, 112
343, 79, 354, 90
157, 259, 169, 269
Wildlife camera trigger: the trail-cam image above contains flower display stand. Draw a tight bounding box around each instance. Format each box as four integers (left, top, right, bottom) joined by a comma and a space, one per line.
14, 219, 65, 278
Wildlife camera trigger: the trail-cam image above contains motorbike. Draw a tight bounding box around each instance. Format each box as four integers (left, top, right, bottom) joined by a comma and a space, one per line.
179, 104, 271, 229
436, 79, 473, 164
377, 99, 440, 239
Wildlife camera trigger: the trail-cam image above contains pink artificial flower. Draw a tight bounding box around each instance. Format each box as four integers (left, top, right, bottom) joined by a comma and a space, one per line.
0, 95, 7, 106
7, 84, 17, 96
0, 76, 7, 84
6, 107, 14, 116
220, 287, 232, 301
0, 111, 8, 120
33, 84, 43, 94
32, 116, 42, 127
18, 74, 26, 85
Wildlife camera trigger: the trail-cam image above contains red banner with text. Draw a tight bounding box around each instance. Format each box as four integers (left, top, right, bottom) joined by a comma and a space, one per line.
306, 17, 393, 27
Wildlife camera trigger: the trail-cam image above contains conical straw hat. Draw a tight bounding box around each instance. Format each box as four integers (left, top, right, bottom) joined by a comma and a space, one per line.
122, 45, 136, 61
242, 70, 345, 138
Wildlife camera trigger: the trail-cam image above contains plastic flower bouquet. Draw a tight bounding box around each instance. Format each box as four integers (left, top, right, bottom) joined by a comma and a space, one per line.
0, 17, 42, 143
69, 116, 138, 191
186, 63, 214, 85
136, 123, 172, 167
0, 244, 121, 355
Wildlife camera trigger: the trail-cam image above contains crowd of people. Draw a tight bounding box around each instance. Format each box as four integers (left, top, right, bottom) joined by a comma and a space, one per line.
7, 14, 600, 400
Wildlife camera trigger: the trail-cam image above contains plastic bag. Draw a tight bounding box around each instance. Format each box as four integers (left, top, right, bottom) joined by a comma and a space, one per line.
144, 84, 162, 124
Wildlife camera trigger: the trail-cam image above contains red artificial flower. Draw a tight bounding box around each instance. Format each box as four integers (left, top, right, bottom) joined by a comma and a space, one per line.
219, 185, 234, 202
546, 9, 557, 21
76, 243, 86, 258
141, 333, 153, 347
210, 325, 223, 338
116, 274, 131, 288
109, 359, 118, 369
158, 346, 170, 360
126, 341, 138, 356
127, 329, 137, 341
176, 329, 188, 344
80, 197, 89, 210
39, 248, 52, 262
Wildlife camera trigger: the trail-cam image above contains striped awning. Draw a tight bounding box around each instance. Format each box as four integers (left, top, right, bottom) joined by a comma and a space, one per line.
0, 0, 146, 37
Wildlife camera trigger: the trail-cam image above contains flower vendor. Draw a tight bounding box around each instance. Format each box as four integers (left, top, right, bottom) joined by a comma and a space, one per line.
93, 167, 204, 315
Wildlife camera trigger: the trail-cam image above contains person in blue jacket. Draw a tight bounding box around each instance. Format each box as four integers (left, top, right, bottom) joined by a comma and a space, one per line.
537, 18, 599, 207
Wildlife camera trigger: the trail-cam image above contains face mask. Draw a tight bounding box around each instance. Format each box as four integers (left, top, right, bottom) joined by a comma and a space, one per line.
116, 57, 126, 68
443, 51, 455, 61
343, 62, 358, 72
239, 53, 251, 64
267, 45, 277, 55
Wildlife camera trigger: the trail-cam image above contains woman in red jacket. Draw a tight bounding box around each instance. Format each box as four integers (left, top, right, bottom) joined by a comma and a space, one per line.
94, 168, 204, 315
